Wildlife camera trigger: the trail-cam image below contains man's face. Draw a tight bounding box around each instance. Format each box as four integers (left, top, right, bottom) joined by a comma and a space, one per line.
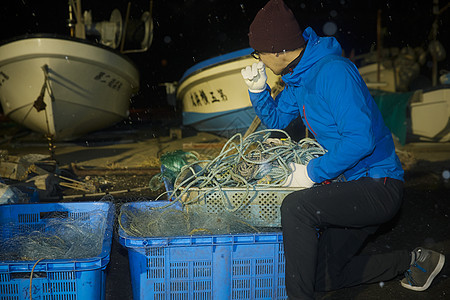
259, 52, 285, 75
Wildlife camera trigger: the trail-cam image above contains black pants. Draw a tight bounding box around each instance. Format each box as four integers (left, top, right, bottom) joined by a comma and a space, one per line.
281, 177, 410, 299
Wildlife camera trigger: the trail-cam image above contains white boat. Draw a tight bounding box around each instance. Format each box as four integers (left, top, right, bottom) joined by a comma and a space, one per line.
410, 86, 450, 142
176, 48, 283, 138
0, 35, 139, 140
358, 62, 397, 92
0, 1, 153, 141
355, 47, 421, 93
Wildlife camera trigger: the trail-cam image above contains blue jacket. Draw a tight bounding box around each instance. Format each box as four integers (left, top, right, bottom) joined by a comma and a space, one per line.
249, 27, 404, 183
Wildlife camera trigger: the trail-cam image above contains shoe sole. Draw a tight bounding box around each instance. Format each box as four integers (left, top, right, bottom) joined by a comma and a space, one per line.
401, 253, 446, 291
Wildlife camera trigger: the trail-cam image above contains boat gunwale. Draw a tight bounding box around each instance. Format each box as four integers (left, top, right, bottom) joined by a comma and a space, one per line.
0, 33, 138, 70
0, 52, 140, 89
178, 48, 254, 84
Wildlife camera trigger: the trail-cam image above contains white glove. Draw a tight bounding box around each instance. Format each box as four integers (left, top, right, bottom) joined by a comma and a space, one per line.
241, 61, 267, 93
283, 162, 315, 188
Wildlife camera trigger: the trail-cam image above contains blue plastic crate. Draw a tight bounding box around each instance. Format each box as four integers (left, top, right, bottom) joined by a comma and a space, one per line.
0, 201, 115, 300
118, 201, 287, 300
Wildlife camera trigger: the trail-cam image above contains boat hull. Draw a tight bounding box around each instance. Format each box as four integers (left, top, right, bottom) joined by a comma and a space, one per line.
358, 63, 397, 92
177, 48, 282, 137
410, 86, 450, 142
0, 35, 139, 140
182, 106, 266, 138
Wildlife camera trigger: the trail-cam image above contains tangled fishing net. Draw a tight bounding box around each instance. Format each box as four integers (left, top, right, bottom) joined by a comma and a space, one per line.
120, 129, 326, 238
0, 208, 109, 262
119, 202, 282, 238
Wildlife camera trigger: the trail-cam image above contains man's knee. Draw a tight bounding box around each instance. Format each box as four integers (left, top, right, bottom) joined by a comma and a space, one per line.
281, 191, 312, 219
281, 192, 300, 216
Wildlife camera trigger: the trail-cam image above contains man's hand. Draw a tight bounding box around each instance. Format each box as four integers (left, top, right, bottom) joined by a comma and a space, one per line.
283, 162, 315, 188
241, 61, 267, 93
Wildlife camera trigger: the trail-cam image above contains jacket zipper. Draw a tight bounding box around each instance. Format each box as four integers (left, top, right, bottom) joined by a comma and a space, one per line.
303, 105, 317, 136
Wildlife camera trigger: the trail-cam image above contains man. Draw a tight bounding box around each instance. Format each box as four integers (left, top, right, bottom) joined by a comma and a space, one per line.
240, 0, 445, 299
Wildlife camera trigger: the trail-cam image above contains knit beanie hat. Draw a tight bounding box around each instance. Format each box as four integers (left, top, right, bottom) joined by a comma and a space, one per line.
249, 0, 305, 53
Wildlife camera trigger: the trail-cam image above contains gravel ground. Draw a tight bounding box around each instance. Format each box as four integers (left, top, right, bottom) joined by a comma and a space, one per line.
1, 122, 449, 299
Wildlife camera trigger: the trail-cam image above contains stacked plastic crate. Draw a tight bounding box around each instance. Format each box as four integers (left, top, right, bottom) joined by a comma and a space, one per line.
119, 200, 288, 300
0, 201, 115, 300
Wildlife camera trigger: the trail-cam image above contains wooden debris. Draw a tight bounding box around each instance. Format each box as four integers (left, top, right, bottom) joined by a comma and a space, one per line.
244, 116, 261, 139
70, 163, 160, 176
182, 142, 225, 150
0, 152, 51, 180
25, 174, 61, 199
56, 174, 96, 193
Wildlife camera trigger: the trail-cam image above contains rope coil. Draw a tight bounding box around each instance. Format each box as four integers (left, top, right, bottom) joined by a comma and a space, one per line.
119, 130, 327, 237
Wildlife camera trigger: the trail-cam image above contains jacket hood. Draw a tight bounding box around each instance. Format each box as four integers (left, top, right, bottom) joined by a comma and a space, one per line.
282, 27, 342, 86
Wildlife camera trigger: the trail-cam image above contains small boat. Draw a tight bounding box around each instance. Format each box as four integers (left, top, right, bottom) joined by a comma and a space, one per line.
177, 48, 283, 138
0, 35, 139, 140
409, 85, 450, 142
358, 62, 397, 92
0, 1, 153, 141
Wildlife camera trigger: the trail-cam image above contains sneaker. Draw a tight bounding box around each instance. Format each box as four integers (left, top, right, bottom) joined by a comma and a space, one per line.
401, 247, 445, 291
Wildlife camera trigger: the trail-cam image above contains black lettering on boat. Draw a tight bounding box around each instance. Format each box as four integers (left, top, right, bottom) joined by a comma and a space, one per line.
0, 71, 9, 87
93, 71, 123, 91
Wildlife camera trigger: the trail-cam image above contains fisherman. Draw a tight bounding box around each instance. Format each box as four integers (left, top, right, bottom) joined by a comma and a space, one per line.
240, 0, 445, 299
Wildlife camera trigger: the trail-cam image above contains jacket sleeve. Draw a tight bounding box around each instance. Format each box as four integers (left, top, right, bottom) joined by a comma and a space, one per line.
307, 60, 376, 183
248, 85, 299, 130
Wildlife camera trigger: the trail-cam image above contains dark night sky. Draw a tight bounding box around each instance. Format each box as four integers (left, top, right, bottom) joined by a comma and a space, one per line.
1, 0, 449, 111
